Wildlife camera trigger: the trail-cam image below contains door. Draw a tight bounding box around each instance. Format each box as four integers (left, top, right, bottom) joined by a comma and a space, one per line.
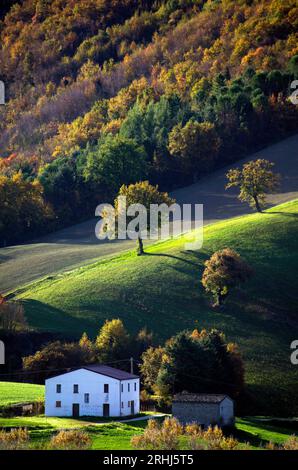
72, 403, 80, 417
103, 403, 110, 417
130, 400, 134, 415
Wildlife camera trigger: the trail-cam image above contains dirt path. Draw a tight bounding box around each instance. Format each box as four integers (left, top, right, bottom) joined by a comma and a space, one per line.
1, 134, 297, 293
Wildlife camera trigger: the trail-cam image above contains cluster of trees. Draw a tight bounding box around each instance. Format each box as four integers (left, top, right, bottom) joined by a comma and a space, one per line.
141, 327, 244, 402
22, 317, 244, 403
22, 319, 154, 383
0, 0, 297, 244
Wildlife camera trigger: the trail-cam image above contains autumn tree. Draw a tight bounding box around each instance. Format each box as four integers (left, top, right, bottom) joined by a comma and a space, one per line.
0, 173, 54, 246
114, 181, 176, 255
140, 346, 165, 393
23, 341, 94, 384
202, 248, 253, 307
95, 319, 130, 362
168, 120, 221, 179
226, 159, 280, 212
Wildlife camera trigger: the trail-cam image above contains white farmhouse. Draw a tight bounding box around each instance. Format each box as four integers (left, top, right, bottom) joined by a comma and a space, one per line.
45, 364, 140, 417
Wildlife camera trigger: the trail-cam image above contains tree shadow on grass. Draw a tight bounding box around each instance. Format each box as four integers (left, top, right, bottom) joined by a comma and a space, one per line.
21, 299, 95, 339
144, 250, 207, 267
264, 211, 298, 218
231, 427, 266, 448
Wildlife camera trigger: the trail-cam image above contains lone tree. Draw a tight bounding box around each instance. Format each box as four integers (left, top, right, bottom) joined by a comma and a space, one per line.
115, 181, 175, 255
0, 295, 27, 333
202, 248, 253, 307
226, 159, 280, 212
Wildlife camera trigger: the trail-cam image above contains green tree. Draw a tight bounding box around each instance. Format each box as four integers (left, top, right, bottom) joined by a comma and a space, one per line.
156, 329, 244, 399
202, 248, 253, 307
226, 159, 280, 212
84, 135, 147, 197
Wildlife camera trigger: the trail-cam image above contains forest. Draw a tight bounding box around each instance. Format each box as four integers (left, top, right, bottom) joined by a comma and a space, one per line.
0, 0, 297, 245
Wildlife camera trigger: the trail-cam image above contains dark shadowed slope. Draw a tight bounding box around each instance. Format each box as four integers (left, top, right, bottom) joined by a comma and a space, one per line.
1, 134, 297, 293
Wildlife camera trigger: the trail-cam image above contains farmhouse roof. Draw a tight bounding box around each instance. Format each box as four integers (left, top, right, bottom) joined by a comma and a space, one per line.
47, 364, 139, 381
173, 393, 230, 404
82, 364, 139, 380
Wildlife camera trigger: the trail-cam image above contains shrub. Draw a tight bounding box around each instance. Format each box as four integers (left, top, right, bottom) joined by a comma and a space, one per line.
131, 417, 182, 450
50, 430, 92, 450
0, 428, 29, 450
184, 423, 203, 437
282, 435, 298, 450
188, 425, 239, 450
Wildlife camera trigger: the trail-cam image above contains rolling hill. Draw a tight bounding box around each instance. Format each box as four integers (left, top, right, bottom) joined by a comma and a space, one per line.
1, 133, 298, 294
12, 199, 298, 414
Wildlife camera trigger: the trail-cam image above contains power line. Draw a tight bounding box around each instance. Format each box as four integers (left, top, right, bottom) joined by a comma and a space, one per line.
0, 358, 133, 378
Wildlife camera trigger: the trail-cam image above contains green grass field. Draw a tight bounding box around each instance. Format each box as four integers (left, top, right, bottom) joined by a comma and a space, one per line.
12, 200, 298, 414
0, 382, 44, 408
0, 415, 296, 449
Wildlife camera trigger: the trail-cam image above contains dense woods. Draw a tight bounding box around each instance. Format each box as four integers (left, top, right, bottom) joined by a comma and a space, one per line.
0, 0, 298, 245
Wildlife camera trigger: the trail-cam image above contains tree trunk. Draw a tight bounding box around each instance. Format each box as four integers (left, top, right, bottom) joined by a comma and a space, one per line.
253, 195, 262, 213
137, 234, 144, 256
213, 290, 227, 308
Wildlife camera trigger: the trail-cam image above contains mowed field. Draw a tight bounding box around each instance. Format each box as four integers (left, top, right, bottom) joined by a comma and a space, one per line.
0, 382, 44, 408
11, 200, 298, 415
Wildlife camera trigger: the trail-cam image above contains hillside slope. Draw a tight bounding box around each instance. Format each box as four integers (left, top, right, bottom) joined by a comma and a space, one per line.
1, 133, 298, 293
14, 199, 298, 414
0, 382, 44, 408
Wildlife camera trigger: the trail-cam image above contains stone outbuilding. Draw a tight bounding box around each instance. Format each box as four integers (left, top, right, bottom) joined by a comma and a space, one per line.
172, 392, 234, 428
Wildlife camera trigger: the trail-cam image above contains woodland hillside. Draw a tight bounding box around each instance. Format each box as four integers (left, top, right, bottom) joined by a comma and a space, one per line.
0, 0, 297, 244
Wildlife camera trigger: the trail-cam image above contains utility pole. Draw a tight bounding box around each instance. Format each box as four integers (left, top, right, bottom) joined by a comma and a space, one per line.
130, 357, 134, 374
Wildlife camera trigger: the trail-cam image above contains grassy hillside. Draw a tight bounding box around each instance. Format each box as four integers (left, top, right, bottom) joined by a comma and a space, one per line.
13, 199, 298, 414
0, 382, 44, 408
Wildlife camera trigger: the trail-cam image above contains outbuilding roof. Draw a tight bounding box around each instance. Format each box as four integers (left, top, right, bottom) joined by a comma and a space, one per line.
173, 393, 230, 404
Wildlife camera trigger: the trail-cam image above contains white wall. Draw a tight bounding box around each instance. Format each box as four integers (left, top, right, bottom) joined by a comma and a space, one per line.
45, 368, 140, 417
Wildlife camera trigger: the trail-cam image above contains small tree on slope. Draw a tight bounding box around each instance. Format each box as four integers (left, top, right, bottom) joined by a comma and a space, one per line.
226, 159, 280, 212
202, 248, 253, 307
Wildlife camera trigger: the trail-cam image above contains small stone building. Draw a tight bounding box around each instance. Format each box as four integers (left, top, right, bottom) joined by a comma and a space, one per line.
172, 393, 234, 427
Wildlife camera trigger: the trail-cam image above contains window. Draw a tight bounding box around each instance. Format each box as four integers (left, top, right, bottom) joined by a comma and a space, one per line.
128, 401, 130, 407
134, 382, 137, 392
84, 393, 89, 404
121, 384, 123, 393
56, 401, 61, 408
56, 384, 61, 393
104, 384, 109, 393
121, 401, 124, 409
73, 384, 79, 393
128, 383, 130, 392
